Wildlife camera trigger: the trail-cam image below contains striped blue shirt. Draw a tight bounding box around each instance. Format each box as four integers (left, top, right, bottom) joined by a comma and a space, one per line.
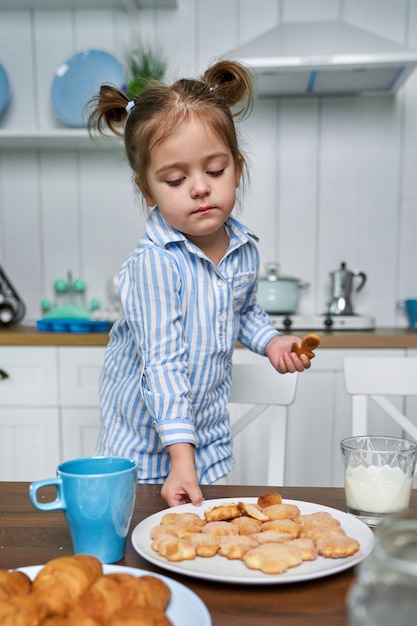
96, 208, 279, 483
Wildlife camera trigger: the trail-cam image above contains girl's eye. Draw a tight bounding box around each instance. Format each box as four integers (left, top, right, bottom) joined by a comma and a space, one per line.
208, 169, 224, 177
166, 178, 184, 187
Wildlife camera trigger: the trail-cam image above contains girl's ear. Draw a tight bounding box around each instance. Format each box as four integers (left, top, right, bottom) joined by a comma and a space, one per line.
135, 176, 154, 206
235, 155, 244, 188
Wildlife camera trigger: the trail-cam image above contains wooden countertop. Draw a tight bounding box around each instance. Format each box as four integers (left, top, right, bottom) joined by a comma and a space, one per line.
0, 325, 111, 346
1, 325, 417, 348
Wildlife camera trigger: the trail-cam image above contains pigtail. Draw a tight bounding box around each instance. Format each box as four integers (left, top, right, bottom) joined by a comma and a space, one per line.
202, 60, 254, 119
87, 85, 130, 137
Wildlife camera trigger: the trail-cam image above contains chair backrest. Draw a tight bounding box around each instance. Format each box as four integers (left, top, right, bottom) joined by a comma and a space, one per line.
343, 356, 417, 441
228, 350, 298, 486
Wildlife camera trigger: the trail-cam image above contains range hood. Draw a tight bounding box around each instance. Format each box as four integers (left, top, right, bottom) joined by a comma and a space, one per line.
229, 21, 417, 96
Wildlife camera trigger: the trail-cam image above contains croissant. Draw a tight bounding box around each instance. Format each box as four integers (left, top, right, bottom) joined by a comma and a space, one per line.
0, 569, 32, 599
0, 593, 47, 626
291, 333, 320, 359
0, 556, 172, 626
69, 573, 171, 624
32, 554, 103, 616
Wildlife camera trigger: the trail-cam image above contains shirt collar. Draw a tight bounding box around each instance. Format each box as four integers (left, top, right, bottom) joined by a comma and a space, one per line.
145, 208, 259, 252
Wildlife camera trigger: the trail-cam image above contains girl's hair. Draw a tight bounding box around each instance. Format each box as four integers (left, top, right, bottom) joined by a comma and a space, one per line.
87, 60, 254, 196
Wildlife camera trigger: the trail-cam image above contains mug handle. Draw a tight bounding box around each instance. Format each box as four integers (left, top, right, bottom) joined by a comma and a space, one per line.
29, 478, 66, 511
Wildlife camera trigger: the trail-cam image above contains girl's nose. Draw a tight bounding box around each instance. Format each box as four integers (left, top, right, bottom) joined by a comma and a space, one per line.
190, 174, 210, 198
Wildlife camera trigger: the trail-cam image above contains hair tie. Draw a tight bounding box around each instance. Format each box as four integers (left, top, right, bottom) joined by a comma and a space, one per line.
125, 100, 135, 114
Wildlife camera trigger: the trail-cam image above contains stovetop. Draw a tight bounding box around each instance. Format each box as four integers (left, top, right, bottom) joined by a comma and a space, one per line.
268, 314, 375, 331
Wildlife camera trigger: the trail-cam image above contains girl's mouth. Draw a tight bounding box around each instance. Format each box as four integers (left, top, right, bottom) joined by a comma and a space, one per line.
194, 206, 215, 214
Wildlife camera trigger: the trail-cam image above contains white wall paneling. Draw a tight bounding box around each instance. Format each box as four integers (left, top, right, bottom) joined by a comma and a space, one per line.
1, 0, 417, 326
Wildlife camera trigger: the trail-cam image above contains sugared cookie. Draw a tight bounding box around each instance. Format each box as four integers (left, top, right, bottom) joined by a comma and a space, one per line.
316, 534, 360, 558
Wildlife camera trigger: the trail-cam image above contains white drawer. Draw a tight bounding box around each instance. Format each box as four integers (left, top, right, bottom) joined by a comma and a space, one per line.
0, 407, 60, 480
58, 347, 105, 406
0, 346, 58, 406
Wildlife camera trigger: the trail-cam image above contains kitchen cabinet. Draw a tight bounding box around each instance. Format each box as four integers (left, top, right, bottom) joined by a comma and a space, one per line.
0, 347, 60, 480
1, 343, 416, 484
0, 408, 60, 481
59, 347, 104, 460
0, 346, 104, 481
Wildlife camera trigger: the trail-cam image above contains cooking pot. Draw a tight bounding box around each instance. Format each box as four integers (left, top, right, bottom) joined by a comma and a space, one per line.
257, 262, 309, 314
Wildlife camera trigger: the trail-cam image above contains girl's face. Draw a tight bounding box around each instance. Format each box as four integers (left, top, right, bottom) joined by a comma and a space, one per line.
138, 117, 242, 242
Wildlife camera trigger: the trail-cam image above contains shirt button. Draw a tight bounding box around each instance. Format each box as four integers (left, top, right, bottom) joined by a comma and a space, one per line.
217, 280, 225, 287
218, 314, 226, 322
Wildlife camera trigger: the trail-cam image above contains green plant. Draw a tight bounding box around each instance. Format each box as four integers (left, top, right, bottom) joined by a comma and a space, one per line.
125, 45, 166, 99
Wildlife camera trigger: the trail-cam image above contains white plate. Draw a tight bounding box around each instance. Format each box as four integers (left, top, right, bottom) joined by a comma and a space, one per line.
0, 62, 10, 115
131, 497, 375, 585
18, 563, 211, 626
50, 49, 124, 127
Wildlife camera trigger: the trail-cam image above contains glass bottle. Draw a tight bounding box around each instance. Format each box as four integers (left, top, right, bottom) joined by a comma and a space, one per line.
72, 278, 86, 308
54, 278, 69, 308
348, 513, 417, 625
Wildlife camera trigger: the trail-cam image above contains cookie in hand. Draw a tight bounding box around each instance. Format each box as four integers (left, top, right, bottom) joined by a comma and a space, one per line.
291, 333, 320, 359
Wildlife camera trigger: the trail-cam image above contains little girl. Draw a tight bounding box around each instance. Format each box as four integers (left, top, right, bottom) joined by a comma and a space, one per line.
88, 60, 313, 507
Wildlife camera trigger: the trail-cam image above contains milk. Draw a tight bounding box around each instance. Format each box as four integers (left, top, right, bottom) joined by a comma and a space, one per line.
344, 464, 412, 513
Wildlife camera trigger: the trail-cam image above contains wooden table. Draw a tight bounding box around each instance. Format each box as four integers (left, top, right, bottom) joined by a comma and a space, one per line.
2, 483, 416, 625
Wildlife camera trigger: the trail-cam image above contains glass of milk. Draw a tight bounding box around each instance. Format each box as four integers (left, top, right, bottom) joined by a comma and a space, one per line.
340, 436, 417, 526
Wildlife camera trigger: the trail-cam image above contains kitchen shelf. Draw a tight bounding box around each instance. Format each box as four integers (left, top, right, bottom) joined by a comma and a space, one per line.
0, 0, 177, 8
0, 129, 123, 150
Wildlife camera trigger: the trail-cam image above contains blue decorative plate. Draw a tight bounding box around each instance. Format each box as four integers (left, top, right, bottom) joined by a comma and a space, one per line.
0, 62, 10, 116
50, 49, 125, 127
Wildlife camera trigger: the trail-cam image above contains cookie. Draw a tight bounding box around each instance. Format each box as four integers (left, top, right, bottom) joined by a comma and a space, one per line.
316, 534, 360, 558
291, 538, 317, 561
296, 512, 341, 529
230, 517, 263, 535
156, 538, 196, 562
181, 533, 220, 557
160, 512, 206, 528
300, 527, 346, 541
202, 521, 239, 537
244, 543, 302, 575
204, 503, 241, 522
260, 519, 301, 537
218, 536, 257, 560
238, 502, 269, 522
291, 333, 320, 359
257, 493, 282, 508
262, 503, 301, 520
252, 530, 293, 544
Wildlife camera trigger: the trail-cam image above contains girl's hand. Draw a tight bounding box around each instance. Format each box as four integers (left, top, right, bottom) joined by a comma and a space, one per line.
161, 473, 204, 507
160, 443, 204, 507
264, 334, 312, 374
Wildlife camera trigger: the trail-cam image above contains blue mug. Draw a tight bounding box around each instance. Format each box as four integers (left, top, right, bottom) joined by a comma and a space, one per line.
29, 456, 137, 564
406, 299, 417, 328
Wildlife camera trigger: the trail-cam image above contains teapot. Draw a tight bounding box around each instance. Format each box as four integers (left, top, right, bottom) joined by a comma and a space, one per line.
328, 262, 367, 315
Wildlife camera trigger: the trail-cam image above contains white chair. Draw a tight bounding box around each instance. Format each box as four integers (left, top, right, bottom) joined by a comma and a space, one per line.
228, 350, 298, 485
343, 356, 417, 441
